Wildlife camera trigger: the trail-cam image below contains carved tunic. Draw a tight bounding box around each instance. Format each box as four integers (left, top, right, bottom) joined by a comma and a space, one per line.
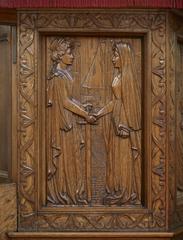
47, 69, 86, 205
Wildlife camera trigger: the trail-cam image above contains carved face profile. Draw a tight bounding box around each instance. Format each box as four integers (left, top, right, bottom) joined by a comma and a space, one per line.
60, 47, 74, 66
50, 38, 74, 66
112, 42, 135, 73
112, 47, 120, 68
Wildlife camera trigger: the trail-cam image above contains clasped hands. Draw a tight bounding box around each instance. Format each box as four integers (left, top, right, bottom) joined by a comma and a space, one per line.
84, 111, 100, 124
84, 104, 130, 138
83, 103, 101, 124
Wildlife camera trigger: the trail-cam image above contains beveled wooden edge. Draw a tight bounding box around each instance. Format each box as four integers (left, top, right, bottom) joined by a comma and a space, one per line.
8, 232, 174, 238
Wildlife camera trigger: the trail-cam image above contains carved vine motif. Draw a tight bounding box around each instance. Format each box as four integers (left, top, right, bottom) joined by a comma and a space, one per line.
18, 11, 167, 231
18, 14, 36, 220
36, 213, 150, 231
150, 15, 166, 228
36, 13, 165, 31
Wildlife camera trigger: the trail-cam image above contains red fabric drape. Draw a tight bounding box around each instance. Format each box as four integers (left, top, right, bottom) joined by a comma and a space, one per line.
0, 0, 182, 8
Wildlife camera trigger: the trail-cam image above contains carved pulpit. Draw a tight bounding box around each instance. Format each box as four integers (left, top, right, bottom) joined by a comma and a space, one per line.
8, 10, 183, 240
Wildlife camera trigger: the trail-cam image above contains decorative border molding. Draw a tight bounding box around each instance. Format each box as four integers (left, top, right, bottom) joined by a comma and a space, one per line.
18, 11, 167, 231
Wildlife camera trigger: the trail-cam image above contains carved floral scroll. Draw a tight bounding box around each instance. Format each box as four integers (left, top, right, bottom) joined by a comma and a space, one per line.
18, 11, 167, 231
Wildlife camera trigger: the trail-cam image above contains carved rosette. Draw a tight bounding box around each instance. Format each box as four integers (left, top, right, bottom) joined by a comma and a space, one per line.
18, 11, 167, 231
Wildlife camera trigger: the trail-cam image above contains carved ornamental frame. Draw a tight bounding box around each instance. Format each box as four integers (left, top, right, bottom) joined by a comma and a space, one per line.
17, 10, 167, 231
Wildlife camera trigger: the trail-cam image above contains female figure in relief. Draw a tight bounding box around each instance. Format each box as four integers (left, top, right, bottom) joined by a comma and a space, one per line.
95, 41, 142, 205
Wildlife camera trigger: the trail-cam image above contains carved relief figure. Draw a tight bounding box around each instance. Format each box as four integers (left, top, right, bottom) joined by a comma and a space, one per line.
94, 42, 142, 205
47, 38, 96, 205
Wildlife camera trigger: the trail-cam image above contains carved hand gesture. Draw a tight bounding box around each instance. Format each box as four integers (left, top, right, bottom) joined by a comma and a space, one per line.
117, 124, 130, 138
85, 114, 97, 124
92, 111, 100, 119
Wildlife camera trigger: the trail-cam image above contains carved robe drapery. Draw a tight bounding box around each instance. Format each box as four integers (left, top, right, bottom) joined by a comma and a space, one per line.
47, 69, 87, 205
105, 43, 141, 205
17, 11, 169, 232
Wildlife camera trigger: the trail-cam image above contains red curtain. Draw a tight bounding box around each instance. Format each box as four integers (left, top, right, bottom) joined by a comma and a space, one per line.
0, 0, 182, 8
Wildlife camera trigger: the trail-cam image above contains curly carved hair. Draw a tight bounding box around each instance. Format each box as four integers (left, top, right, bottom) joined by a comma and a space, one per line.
50, 37, 73, 63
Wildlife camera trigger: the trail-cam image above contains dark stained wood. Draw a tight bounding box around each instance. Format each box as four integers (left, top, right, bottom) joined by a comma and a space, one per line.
167, 13, 183, 230
16, 10, 166, 233
176, 40, 183, 206
3, 8, 183, 240
0, 10, 16, 24
0, 25, 12, 182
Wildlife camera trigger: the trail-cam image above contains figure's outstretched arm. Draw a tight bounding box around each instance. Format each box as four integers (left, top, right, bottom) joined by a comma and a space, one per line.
55, 77, 96, 123
63, 98, 96, 123
63, 98, 87, 118
94, 100, 114, 119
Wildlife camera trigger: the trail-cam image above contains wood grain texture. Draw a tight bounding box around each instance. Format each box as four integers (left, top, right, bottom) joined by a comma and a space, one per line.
8, 227, 183, 240
17, 10, 167, 232
166, 12, 176, 230
166, 13, 183, 230
45, 37, 142, 207
7, 231, 174, 240
0, 184, 17, 240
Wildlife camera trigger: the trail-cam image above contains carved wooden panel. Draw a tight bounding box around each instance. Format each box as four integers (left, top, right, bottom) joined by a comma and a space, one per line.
44, 36, 142, 207
17, 11, 167, 231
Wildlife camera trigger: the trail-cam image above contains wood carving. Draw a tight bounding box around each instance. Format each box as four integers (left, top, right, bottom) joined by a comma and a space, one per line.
36, 213, 150, 231
101, 41, 141, 205
18, 11, 167, 231
150, 13, 166, 229
47, 37, 97, 205
18, 14, 36, 220
46, 38, 142, 207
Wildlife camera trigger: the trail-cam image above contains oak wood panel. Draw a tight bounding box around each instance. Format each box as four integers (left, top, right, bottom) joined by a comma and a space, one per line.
17, 10, 167, 232
44, 36, 143, 208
